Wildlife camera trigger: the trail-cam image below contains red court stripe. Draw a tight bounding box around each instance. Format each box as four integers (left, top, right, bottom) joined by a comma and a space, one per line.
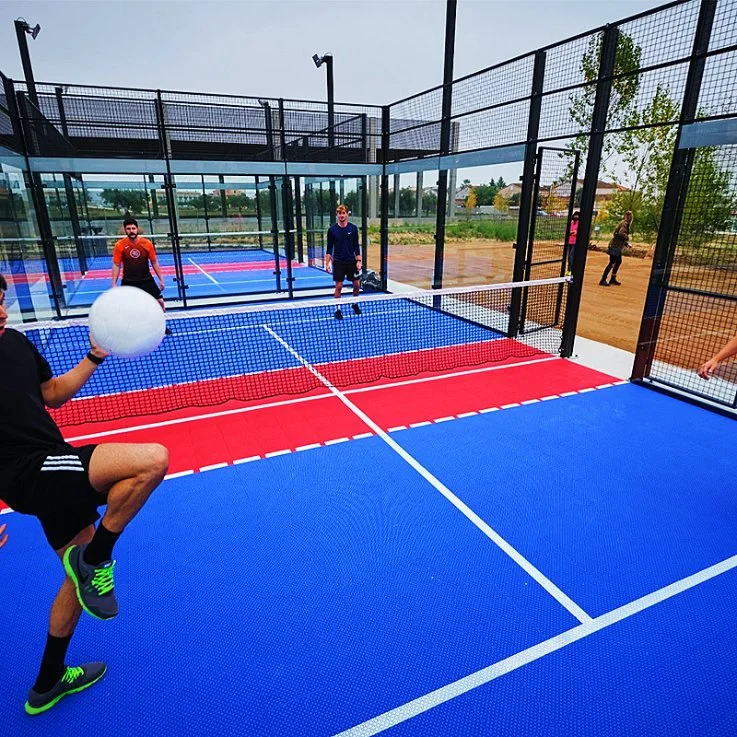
349, 359, 616, 430
69, 396, 369, 476
76, 360, 616, 476
0, 360, 619, 513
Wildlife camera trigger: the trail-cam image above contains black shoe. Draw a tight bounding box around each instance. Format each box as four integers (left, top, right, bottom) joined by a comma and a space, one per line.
352, 303, 361, 315
63, 544, 118, 621
599, 278, 609, 286
165, 327, 172, 336
334, 308, 343, 320
610, 278, 621, 286
25, 662, 107, 715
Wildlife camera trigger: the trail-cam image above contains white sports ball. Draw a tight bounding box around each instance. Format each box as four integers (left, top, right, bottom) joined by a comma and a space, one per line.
89, 286, 166, 358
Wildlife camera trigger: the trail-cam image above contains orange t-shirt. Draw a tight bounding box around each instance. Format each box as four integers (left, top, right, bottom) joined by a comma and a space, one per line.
112, 237, 157, 282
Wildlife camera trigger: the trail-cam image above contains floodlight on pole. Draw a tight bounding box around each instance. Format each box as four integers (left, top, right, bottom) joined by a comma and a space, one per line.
14, 18, 41, 106
312, 52, 335, 159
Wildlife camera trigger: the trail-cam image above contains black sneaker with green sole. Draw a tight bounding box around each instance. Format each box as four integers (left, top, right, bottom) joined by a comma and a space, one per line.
25, 662, 107, 715
63, 544, 118, 620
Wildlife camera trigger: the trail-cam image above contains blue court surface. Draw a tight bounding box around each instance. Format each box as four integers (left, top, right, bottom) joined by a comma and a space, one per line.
1, 380, 737, 735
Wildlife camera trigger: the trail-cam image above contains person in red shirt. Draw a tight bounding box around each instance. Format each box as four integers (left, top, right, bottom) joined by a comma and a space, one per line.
566, 211, 579, 276
111, 217, 171, 334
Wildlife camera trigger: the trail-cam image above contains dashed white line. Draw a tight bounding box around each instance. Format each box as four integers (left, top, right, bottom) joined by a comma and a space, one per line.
434, 416, 455, 423
325, 437, 350, 446
521, 399, 540, 405
388, 426, 408, 433
559, 391, 578, 397
501, 402, 520, 410
409, 421, 432, 428
457, 411, 478, 418
478, 407, 499, 414
233, 455, 261, 464
295, 443, 322, 452
199, 462, 228, 473
540, 395, 560, 401
264, 449, 292, 458
352, 432, 374, 440
165, 469, 195, 480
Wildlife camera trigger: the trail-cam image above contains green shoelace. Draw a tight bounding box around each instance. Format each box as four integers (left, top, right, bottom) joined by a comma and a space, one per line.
90, 563, 115, 595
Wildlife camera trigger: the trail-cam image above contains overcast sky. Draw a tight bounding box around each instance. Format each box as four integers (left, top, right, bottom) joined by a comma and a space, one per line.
1, 0, 667, 105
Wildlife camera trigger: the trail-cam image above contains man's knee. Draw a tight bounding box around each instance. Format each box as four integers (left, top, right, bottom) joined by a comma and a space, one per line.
144, 443, 169, 480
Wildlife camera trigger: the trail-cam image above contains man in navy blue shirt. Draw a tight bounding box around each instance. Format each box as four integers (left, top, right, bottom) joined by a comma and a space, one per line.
326, 204, 362, 320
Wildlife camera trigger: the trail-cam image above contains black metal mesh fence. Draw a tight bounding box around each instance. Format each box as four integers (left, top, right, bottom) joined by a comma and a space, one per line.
646, 143, 737, 408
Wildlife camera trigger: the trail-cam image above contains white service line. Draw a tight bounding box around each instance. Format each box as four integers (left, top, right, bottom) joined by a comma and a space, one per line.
332, 552, 737, 737
187, 258, 221, 286
262, 324, 592, 626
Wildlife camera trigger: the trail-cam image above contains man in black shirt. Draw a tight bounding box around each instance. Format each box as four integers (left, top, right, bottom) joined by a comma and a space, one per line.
326, 204, 362, 320
0, 273, 169, 715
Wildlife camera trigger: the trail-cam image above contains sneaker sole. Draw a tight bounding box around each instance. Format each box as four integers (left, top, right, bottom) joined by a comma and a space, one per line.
62, 547, 115, 622
24, 665, 107, 715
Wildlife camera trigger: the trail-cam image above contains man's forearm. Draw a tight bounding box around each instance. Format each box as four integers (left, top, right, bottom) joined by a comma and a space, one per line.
112, 263, 120, 286
44, 356, 101, 408
152, 261, 164, 283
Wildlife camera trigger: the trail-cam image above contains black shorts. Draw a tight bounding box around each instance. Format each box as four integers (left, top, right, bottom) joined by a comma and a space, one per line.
0, 444, 104, 550
332, 260, 360, 284
122, 276, 162, 300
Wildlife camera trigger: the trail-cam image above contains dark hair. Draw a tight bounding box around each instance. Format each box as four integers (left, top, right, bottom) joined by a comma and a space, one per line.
572, 211, 579, 219
123, 216, 138, 227
0, 273, 6, 291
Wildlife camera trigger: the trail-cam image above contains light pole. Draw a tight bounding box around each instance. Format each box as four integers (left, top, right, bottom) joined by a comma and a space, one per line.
313, 53, 336, 212
14, 18, 41, 106
312, 53, 334, 158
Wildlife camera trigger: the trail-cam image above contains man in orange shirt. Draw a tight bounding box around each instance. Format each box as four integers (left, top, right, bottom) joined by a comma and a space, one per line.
111, 217, 171, 334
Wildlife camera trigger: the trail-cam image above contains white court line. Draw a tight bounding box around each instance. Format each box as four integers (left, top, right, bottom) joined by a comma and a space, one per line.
333, 552, 737, 737
187, 258, 221, 286
164, 469, 194, 480
263, 324, 592, 626
199, 462, 228, 472
324, 437, 350, 446
233, 455, 261, 465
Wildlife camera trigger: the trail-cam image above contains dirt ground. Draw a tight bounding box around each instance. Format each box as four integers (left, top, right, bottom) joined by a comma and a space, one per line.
385, 238, 655, 353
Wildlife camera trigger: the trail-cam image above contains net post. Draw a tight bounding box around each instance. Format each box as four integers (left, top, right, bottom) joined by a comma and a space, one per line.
432, 0, 457, 293
560, 25, 619, 358
508, 49, 545, 338
631, 0, 717, 380
278, 98, 295, 298
380, 105, 390, 290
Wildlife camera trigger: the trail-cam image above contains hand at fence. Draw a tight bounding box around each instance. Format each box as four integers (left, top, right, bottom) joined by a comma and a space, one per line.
698, 357, 719, 380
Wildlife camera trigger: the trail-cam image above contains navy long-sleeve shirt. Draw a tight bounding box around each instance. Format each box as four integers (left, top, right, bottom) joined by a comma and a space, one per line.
327, 222, 360, 262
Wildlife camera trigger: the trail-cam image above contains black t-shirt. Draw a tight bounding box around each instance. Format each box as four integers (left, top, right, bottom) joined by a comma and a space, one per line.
0, 328, 65, 459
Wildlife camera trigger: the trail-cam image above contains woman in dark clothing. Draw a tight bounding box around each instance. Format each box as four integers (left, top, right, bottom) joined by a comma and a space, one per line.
600, 210, 632, 286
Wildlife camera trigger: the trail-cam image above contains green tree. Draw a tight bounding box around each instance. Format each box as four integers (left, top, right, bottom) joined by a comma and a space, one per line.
399, 186, 417, 216
100, 188, 149, 215
494, 192, 509, 212
474, 182, 498, 206
567, 31, 642, 168
422, 190, 437, 216
680, 147, 736, 245
495, 177, 507, 189
464, 188, 477, 218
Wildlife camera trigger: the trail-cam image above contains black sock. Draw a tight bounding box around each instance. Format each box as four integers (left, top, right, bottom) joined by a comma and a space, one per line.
33, 633, 72, 693
83, 522, 121, 566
